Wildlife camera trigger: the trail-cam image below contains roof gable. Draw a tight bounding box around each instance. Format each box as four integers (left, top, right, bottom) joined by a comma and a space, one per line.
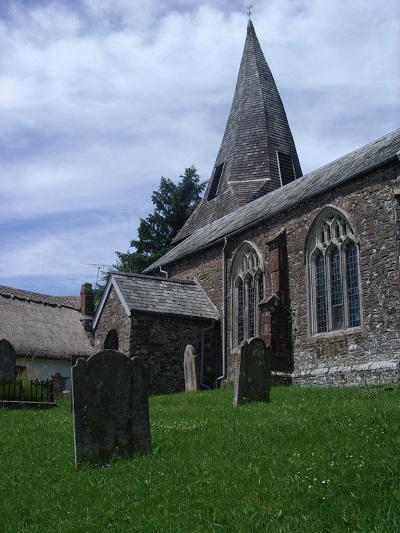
93, 272, 219, 328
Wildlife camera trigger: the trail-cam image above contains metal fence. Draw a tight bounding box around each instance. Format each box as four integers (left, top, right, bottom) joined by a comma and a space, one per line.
0, 378, 54, 403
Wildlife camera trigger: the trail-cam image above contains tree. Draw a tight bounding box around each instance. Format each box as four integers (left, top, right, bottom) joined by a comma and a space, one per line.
114, 165, 205, 273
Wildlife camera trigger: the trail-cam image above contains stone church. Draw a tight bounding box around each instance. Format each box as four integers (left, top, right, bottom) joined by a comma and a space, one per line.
93, 20, 400, 392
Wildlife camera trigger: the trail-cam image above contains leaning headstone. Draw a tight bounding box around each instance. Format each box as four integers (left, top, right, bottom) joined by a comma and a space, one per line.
184, 344, 199, 392
52, 372, 63, 399
233, 338, 272, 406
0, 339, 17, 380
72, 349, 151, 467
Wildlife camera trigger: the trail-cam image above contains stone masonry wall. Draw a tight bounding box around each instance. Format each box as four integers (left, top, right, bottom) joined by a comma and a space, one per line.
94, 287, 131, 356
130, 313, 221, 395
288, 163, 400, 386
95, 288, 221, 395
166, 160, 400, 387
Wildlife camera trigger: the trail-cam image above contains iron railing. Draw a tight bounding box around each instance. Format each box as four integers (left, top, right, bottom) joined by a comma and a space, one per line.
0, 378, 54, 403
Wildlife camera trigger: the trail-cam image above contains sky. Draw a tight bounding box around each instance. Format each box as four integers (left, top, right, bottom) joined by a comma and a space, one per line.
1, 0, 399, 296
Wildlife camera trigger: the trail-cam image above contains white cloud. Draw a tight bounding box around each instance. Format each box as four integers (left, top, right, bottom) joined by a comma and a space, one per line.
0, 0, 399, 294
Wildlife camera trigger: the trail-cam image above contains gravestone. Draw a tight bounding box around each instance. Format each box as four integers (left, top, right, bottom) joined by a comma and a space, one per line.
184, 344, 199, 392
72, 349, 151, 467
52, 372, 63, 399
0, 339, 17, 380
233, 338, 272, 406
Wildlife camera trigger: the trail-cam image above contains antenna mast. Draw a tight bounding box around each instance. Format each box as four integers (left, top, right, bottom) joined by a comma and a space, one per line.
82, 262, 113, 289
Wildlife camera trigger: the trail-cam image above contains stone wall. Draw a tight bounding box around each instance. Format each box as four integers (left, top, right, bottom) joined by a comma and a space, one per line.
129, 312, 221, 394
288, 163, 400, 386
165, 160, 400, 386
94, 287, 131, 356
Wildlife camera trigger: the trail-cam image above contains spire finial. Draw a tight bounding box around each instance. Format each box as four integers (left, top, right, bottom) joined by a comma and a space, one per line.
246, 4, 253, 19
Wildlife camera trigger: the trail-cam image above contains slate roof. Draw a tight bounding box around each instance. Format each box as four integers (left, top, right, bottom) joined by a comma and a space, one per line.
93, 272, 219, 328
0, 285, 94, 360
145, 129, 400, 274
174, 20, 302, 243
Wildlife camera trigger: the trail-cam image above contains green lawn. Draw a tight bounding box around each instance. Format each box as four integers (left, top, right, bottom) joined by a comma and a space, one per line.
0, 385, 399, 532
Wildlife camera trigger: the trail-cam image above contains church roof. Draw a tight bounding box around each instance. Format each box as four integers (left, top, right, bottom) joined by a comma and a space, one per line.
144, 129, 400, 273
174, 20, 302, 243
93, 272, 219, 328
0, 285, 94, 360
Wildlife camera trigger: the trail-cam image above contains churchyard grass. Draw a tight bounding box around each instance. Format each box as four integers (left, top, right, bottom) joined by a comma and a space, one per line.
0, 385, 399, 532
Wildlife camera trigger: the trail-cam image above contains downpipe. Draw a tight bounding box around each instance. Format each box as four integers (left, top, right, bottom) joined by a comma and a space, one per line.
215, 237, 228, 388
159, 265, 168, 278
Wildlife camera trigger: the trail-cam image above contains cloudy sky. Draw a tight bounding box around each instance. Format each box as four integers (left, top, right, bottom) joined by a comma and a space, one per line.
1, 0, 399, 296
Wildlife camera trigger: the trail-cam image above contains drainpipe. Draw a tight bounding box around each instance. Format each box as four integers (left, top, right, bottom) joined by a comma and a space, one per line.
200, 321, 215, 389
215, 237, 228, 387
159, 265, 168, 278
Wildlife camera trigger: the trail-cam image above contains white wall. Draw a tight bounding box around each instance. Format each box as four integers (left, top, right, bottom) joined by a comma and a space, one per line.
16, 357, 73, 390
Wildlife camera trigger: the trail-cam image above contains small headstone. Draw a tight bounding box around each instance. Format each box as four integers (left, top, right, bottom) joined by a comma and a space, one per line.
184, 344, 198, 392
52, 372, 63, 398
72, 349, 151, 467
233, 337, 272, 406
0, 339, 17, 380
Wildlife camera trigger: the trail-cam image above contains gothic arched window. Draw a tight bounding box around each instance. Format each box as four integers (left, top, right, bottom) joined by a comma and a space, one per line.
232, 243, 265, 346
306, 208, 361, 334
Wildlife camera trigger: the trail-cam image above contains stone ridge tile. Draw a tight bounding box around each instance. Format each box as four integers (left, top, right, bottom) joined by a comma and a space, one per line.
0, 284, 81, 310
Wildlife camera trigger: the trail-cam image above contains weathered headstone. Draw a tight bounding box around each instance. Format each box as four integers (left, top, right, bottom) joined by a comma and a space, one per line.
0, 339, 17, 380
233, 337, 272, 406
184, 344, 199, 392
72, 349, 151, 467
52, 371, 63, 399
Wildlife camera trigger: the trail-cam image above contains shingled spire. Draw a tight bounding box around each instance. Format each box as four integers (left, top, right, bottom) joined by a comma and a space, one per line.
174, 20, 302, 243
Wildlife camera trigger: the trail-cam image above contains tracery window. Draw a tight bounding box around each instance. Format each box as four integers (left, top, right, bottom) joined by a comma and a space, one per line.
307, 208, 361, 334
232, 243, 265, 346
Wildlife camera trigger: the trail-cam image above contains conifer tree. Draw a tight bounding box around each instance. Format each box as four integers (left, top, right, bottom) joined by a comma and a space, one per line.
114, 165, 205, 273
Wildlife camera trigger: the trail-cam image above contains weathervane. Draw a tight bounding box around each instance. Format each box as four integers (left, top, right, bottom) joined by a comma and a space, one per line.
246, 3, 253, 19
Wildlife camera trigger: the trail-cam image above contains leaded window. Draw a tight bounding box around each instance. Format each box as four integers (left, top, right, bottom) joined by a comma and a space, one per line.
307, 209, 361, 334
248, 277, 255, 338
232, 243, 265, 346
237, 279, 245, 344
316, 252, 327, 333
346, 243, 361, 328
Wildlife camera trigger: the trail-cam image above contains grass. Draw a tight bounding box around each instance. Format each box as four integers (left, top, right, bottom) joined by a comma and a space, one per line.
0, 385, 399, 532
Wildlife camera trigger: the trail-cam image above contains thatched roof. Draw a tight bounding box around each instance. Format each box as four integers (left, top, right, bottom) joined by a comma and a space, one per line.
0, 285, 94, 360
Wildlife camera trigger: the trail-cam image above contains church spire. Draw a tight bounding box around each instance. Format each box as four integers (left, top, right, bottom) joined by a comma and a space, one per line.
174, 19, 302, 243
